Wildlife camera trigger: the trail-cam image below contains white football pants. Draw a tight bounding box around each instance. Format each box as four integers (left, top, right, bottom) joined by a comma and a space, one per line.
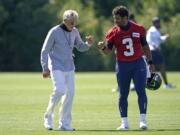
45, 70, 75, 128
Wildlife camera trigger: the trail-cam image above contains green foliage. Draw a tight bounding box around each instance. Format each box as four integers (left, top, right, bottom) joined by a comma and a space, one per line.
0, 0, 179, 71
0, 0, 56, 71
157, 0, 180, 22
162, 14, 180, 70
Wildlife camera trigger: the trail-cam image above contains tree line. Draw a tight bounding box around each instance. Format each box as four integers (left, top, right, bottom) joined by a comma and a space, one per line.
0, 0, 179, 71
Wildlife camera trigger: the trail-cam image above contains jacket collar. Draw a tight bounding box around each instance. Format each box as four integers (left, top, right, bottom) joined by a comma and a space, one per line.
59, 23, 71, 32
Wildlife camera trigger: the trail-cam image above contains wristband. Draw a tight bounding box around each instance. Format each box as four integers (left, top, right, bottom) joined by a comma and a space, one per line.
148, 60, 153, 65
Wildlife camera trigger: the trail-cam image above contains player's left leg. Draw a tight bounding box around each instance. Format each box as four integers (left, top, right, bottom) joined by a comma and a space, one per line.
59, 70, 75, 131
132, 57, 147, 129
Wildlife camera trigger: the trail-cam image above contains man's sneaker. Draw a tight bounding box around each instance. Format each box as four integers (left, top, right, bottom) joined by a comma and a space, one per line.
44, 113, 53, 130
116, 123, 129, 130
140, 121, 147, 130
59, 126, 75, 131
164, 83, 175, 89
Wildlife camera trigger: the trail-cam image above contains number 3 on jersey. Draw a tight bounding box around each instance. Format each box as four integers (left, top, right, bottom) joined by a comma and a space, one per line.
122, 38, 134, 56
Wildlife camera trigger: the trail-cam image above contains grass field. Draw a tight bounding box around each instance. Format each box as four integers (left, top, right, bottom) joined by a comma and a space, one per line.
0, 72, 180, 135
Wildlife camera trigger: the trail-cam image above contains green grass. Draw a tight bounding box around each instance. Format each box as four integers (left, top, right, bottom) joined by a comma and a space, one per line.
0, 72, 180, 135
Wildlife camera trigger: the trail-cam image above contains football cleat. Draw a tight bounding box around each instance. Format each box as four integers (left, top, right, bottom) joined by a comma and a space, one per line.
116, 123, 129, 130
140, 121, 147, 130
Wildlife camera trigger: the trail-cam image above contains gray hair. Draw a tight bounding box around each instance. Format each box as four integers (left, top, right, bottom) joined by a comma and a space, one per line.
63, 10, 79, 21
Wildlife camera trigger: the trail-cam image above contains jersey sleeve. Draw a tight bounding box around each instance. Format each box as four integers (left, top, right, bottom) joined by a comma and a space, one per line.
105, 28, 115, 49
140, 25, 146, 38
139, 25, 148, 46
105, 28, 115, 43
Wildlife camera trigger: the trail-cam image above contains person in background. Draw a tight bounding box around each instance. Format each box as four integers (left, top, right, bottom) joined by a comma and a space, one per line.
98, 5, 154, 130
146, 17, 174, 89
41, 9, 94, 131
129, 13, 136, 23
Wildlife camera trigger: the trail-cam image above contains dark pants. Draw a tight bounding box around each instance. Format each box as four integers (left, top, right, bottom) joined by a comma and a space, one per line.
116, 57, 147, 117
151, 50, 164, 65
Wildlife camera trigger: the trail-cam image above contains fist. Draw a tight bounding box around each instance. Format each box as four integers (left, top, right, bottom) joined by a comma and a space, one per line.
42, 71, 50, 78
98, 41, 105, 50
86, 35, 94, 45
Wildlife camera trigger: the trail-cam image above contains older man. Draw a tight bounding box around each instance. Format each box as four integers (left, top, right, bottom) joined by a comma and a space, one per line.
41, 9, 94, 131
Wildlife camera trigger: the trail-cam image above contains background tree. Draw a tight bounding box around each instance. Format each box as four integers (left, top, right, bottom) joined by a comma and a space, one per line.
0, 0, 179, 71
0, 0, 57, 71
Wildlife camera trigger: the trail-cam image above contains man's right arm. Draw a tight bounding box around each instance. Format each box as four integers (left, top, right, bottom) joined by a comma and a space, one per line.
41, 29, 55, 77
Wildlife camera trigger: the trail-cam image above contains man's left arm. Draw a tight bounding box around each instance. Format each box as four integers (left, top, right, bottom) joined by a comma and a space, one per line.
74, 30, 94, 52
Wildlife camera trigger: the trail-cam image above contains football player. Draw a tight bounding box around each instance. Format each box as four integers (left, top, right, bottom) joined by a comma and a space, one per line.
98, 5, 154, 130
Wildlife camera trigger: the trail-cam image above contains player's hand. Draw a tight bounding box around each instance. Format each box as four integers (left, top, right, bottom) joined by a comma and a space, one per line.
86, 35, 94, 46
98, 41, 105, 50
42, 71, 50, 78
149, 64, 155, 73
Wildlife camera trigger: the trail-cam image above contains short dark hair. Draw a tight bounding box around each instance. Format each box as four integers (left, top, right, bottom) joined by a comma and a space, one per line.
112, 5, 129, 17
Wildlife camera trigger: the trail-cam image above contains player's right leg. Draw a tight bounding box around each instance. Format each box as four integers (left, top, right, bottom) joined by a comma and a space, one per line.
116, 61, 131, 130
44, 70, 66, 130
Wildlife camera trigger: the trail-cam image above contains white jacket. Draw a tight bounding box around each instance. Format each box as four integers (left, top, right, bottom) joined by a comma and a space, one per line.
146, 26, 168, 50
